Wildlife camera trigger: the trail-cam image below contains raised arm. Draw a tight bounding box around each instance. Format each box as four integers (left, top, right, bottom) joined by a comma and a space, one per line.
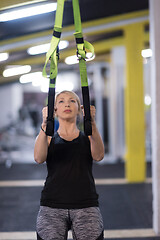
89, 112, 104, 161
81, 105, 104, 161
34, 107, 51, 164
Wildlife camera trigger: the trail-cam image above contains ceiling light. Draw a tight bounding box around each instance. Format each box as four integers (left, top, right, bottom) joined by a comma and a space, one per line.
0, 2, 57, 22
3, 65, 31, 77
141, 49, 152, 58
0, 52, 9, 62
27, 44, 50, 55
27, 40, 69, 55
20, 72, 49, 93
59, 41, 69, 50
65, 55, 78, 65
65, 52, 95, 65
19, 71, 75, 93
19, 71, 43, 84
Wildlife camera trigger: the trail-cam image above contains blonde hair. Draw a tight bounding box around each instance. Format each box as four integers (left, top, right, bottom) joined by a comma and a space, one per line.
55, 90, 81, 114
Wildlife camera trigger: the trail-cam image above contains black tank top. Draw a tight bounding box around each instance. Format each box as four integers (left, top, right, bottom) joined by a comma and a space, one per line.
40, 131, 99, 209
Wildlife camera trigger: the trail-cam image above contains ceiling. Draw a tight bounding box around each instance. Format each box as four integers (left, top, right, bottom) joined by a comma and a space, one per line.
0, 0, 149, 85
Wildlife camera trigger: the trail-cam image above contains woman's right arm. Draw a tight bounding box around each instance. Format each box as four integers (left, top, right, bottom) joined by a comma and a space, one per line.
34, 107, 51, 164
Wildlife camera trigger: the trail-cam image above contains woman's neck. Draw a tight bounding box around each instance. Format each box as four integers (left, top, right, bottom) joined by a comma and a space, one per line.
57, 120, 79, 136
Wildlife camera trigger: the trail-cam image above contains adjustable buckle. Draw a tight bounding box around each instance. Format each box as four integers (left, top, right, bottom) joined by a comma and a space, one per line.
76, 48, 86, 61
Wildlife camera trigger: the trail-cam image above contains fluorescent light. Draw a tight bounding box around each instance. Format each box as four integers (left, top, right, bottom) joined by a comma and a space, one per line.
0, 52, 9, 62
59, 41, 69, 50
65, 52, 95, 65
20, 72, 42, 84
20, 72, 49, 93
3, 65, 31, 77
65, 55, 79, 65
27, 44, 50, 55
141, 49, 152, 58
19, 71, 49, 93
19, 71, 75, 93
27, 41, 69, 55
0, 2, 57, 22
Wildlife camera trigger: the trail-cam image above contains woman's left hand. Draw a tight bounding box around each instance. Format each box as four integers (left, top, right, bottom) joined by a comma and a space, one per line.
81, 105, 96, 123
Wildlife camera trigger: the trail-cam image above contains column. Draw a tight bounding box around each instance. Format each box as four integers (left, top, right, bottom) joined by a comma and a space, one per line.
92, 63, 104, 141
110, 46, 126, 161
124, 23, 146, 182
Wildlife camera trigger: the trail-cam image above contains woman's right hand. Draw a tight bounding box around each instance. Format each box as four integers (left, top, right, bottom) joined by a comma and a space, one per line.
42, 106, 48, 128
34, 106, 49, 164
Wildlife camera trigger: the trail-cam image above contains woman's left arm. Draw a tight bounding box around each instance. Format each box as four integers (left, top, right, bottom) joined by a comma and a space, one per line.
82, 105, 104, 161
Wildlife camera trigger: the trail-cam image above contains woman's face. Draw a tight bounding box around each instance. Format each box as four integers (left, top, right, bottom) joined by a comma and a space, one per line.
55, 92, 79, 120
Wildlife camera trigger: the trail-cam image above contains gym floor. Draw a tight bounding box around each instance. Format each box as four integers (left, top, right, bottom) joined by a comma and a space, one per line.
0, 133, 159, 240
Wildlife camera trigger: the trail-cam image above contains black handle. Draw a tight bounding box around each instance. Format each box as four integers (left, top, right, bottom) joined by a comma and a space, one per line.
84, 118, 92, 136
46, 86, 55, 136
82, 86, 92, 136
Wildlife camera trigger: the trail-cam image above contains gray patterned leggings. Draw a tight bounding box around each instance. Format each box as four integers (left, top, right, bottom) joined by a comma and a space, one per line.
36, 206, 104, 240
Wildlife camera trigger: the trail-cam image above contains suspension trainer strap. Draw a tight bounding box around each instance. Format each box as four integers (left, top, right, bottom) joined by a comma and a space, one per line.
72, 0, 94, 136
43, 0, 94, 136
46, 56, 56, 136
42, 0, 65, 136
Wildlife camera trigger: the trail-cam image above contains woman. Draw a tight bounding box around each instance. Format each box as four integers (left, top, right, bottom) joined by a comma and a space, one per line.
34, 90, 104, 240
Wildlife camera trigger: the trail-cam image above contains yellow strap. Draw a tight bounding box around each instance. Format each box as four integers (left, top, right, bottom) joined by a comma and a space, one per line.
42, 36, 60, 78
84, 40, 94, 58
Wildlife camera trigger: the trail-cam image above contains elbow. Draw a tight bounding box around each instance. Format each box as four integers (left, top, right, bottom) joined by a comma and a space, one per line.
34, 158, 42, 164
93, 152, 104, 162
34, 154, 46, 164
34, 156, 41, 164
95, 156, 104, 162
34, 158, 45, 164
